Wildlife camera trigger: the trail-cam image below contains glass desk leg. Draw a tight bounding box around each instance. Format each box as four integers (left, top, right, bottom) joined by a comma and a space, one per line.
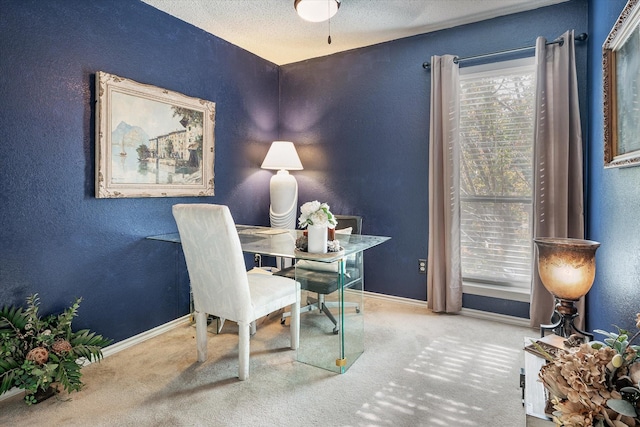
338, 257, 365, 373
295, 256, 365, 374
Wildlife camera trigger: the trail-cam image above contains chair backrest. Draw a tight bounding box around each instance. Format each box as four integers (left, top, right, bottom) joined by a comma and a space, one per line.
172, 204, 254, 323
334, 215, 363, 268
334, 215, 362, 235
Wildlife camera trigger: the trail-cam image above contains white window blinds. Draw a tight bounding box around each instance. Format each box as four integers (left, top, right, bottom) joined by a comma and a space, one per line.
459, 58, 536, 288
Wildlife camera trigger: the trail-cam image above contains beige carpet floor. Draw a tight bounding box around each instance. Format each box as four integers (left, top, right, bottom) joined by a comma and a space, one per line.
0, 295, 533, 426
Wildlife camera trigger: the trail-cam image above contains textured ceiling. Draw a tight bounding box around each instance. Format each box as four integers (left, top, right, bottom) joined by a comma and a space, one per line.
142, 0, 568, 65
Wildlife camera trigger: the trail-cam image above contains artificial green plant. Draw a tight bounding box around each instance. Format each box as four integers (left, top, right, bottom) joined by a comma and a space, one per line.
0, 294, 112, 404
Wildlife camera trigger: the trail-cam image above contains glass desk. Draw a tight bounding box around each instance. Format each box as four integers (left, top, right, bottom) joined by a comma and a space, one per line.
147, 225, 390, 373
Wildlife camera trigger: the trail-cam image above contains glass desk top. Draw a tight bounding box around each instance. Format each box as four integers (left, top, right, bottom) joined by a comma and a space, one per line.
147, 225, 390, 262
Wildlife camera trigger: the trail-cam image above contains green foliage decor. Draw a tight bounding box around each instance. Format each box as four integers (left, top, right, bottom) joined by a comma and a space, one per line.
0, 294, 112, 404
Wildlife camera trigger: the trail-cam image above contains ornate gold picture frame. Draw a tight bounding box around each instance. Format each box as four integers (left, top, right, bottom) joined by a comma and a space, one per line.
603, 0, 640, 168
95, 71, 215, 198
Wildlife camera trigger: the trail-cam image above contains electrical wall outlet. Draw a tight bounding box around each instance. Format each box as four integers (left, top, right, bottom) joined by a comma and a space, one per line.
418, 259, 426, 274
254, 253, 261, 266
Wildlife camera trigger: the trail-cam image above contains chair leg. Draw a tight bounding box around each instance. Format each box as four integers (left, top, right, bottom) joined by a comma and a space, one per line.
290, 294, 300, 350
195, 311, 208, 362
250, 320, 256, 335
238, 321, 250, 381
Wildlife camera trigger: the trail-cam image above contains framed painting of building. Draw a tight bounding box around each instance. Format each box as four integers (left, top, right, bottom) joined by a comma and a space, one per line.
603, 0, 640, 168
95, 71, 215, 198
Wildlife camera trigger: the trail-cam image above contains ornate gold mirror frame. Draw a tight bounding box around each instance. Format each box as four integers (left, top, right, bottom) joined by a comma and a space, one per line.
603, 0, 640, 168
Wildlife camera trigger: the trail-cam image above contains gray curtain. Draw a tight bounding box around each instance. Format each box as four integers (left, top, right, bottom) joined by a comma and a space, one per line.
530, 30, 586, 329
427, 55, 462, 313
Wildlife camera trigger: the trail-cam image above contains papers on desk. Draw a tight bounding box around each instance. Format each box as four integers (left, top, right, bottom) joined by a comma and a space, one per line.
255, 229, 290, 235
236, 226, 290, 236
524, 334, 566, 360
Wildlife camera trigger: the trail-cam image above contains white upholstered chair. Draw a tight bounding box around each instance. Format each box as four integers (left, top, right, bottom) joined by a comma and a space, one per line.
172, 203, 300, 380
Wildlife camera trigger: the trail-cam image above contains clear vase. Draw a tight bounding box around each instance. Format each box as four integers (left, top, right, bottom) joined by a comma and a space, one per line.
307, 224, 328, 253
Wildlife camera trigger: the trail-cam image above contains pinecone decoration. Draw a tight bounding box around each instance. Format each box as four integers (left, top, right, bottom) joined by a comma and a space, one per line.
295, 235, 308, 251
52, 339, 72, 354
26, 347, 49, 365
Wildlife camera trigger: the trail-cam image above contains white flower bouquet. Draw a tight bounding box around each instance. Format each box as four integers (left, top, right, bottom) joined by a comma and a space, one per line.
298, 200, 337, 229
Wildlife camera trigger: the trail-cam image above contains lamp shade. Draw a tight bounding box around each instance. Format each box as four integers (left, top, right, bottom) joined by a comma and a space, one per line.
534, 237, 600, 301
294, 0, 340, 23
261, 141, 303, 171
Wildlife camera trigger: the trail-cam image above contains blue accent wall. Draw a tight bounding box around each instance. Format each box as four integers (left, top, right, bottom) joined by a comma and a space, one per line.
1, 0, 635, 345
0, 0, 279, 341
586, 0, 640, 334
279, 1, 588, 317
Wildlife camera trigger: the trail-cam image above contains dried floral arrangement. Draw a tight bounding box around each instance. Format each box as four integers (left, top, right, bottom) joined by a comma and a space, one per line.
295, 235, 342, 252
537, 314, 640, 426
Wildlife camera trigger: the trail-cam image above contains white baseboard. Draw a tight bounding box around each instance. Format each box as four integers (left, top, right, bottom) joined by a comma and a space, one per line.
363, 290, 532, 328
0, 387, 23, 402
363, 290, 427, 307
101, 314, 191, 358
0, 314, 191, 403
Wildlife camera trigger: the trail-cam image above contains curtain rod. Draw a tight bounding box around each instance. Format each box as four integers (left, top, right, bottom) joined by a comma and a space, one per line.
422, 32, 588, 70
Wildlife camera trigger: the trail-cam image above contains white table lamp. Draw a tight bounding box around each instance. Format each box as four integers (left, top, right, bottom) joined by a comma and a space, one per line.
261, 141, 303, 230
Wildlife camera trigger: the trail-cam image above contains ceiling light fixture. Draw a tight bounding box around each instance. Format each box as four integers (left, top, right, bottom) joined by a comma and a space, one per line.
294, 0, 340, 23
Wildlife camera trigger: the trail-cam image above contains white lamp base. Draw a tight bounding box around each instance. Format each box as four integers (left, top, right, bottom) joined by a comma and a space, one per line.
269, 170, 298, 230
269, 170, 297, 269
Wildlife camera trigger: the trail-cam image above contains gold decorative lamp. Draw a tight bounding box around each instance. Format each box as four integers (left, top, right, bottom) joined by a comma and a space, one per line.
534, 237, 600, 339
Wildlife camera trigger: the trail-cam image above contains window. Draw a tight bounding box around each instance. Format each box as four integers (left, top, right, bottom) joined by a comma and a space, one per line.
458, 58, 536, 290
